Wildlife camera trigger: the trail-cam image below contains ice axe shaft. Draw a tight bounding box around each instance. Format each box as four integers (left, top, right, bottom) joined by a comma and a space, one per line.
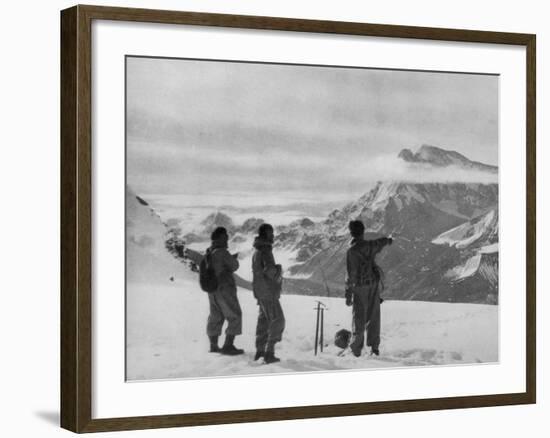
313, 301, 328, 356
320, 307, 324, 353
314, 303, 320, 355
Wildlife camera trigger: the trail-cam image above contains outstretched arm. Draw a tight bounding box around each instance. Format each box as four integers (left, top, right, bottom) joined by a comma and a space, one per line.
371, 237, 393, 255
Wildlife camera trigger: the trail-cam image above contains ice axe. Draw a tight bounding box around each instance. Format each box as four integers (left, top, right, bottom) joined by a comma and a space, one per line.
313, 300, 328, 355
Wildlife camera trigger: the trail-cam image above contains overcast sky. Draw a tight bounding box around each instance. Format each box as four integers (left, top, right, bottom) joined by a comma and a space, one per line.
126, 56, 498, 198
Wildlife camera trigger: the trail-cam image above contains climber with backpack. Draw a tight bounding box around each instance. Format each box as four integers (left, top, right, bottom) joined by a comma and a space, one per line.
199, 226, 244, 355
345, 220, 392, 357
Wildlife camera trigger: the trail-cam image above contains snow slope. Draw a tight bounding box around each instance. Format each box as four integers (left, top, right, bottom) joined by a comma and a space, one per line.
126, 187, 188, 283
127, 277, 498, 380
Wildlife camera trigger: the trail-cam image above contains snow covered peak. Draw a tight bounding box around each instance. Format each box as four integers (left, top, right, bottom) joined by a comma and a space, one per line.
238, 217, 265, 234
315, 179, 498, 245
432, 208, 498, 249
200, 211, 236, 234
369, 181, 424, 209
398, 144, 498, 174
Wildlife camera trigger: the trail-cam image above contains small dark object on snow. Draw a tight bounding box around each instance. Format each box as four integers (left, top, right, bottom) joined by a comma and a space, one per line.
334, 328, 352, 350
169, 276, 174, 282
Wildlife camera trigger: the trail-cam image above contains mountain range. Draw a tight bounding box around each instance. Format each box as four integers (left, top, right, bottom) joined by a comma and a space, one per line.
157, 144, 499, 304
273, 146, 499, 303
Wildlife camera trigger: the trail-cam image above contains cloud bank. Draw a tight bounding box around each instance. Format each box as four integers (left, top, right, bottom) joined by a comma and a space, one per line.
354, 154, 498, 185
126, 57, 499, 197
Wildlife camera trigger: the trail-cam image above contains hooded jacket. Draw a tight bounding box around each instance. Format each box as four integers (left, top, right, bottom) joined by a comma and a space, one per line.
252, 236, 282, 300
345, 236, 391, 290
207, 237, 239, 293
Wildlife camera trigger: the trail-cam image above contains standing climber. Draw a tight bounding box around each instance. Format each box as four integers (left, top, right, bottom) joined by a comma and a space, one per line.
252, 223, 285, 364
345, 220, 392, 357
205, 226, 244, 355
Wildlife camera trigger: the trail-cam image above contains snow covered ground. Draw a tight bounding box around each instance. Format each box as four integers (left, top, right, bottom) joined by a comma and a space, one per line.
126, 272, 498, 381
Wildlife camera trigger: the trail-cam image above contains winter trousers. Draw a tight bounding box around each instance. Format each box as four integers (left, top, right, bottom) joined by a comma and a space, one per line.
255, 297, 285, 353
206, 288, 242, 337
350, 284, 381, 353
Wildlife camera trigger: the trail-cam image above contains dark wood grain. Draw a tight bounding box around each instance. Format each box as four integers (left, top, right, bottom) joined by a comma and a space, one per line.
79, 392, 534, 433
60, 4, 537, 433
77, 4, 93, 432
79, 3, 534, 45
60, 5, 78, 432
525, 34, 536, 404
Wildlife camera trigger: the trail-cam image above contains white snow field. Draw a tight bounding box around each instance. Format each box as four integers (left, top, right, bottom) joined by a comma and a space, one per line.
126, 270, 498, 381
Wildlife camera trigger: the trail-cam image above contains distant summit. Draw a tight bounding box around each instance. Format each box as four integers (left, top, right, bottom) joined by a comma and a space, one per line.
398, 145, 498, 174
200, 211, 236, 235
238, 217, 265, 234
289, 217, 315, 228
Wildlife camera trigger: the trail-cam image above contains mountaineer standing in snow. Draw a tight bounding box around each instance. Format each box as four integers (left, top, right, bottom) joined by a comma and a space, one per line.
345, 220, 392, 357
252, 223, 285, 364
206, 226, 244, 355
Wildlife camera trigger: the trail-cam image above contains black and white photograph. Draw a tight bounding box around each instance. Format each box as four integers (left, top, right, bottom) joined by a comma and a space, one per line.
125, 56, 499, 381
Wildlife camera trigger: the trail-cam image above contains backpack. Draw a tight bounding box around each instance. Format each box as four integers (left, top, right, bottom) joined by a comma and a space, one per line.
199, 251, 218, 293
355, 246, 385, 289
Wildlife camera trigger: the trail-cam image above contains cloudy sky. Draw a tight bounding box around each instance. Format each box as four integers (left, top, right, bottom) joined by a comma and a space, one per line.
126, 56, 498, 200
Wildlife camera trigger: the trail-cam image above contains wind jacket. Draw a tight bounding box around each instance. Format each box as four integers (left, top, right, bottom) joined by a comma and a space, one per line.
207, 238, 239, 293
252, 236, 282, 300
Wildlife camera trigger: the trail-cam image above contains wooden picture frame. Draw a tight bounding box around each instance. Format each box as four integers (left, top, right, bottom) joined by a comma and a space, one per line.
60, 4, 536, 433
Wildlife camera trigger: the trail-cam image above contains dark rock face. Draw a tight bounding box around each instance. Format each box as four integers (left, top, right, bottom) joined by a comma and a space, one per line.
398, 148, 415, 162
290, 217, 314, 228
238, 217, 264, 234
284, 204, 499, 304
135, 195, 149, 206
182, 232, 203, 244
